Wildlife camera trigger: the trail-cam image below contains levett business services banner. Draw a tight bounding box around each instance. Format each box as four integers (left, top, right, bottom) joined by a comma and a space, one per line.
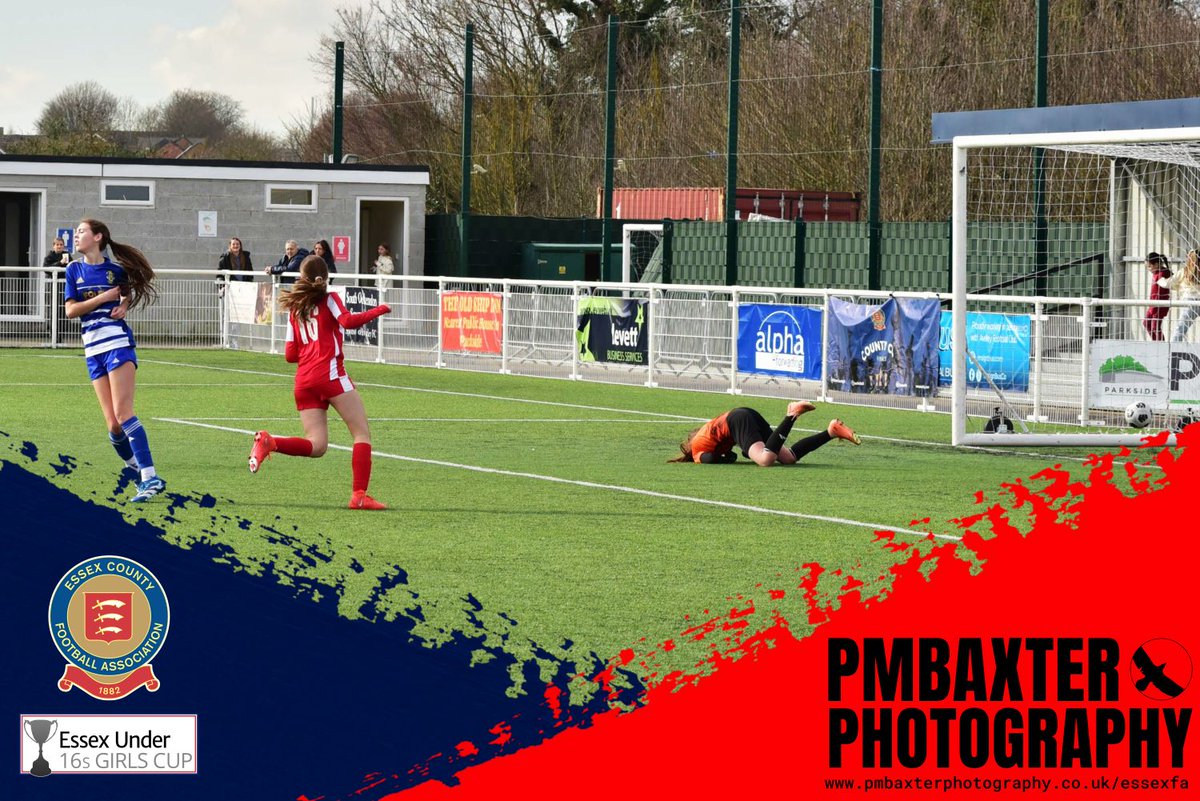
737, 303, 823, 380
442, 291, 503, 354
576, 297, 649, 364
826, 296, 940, 396
938, 311, 1031, 392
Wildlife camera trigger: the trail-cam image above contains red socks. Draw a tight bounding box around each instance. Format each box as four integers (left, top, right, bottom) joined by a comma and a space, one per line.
275, 436, 314, 457
352, 442, 372, 493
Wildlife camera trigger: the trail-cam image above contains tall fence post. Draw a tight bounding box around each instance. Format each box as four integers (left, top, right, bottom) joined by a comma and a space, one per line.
269, 279, 279, 354
459, 24, 475, 279
570, 283, 580, 381
436, 280, 446, 368
600, 15, 619, 283
867, 0, 884, 291
661, 220, 674, 285
500, 280, 511, 375
793, 216, 806, 289
333, 41, 345, 164
724, 0, 741, 287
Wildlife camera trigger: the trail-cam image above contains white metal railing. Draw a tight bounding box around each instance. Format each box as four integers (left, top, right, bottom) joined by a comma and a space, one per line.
5, 265, 1200, 428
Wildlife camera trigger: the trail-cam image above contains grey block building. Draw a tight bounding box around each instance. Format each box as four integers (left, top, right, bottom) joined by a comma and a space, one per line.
0, 155, 429, 277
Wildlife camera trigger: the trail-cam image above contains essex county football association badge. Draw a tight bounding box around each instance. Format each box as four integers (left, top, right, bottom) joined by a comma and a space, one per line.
48, 556, 170, 701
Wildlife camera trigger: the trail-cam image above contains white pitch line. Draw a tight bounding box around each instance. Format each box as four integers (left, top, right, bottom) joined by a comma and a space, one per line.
136, 358, 705, 421
156, 417, 954, 541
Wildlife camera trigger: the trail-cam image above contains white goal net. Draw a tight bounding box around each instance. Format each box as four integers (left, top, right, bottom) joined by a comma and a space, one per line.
951, 127, 1200, 446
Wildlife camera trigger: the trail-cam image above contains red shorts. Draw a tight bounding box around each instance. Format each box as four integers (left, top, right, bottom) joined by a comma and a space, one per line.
294, 375, 355, 410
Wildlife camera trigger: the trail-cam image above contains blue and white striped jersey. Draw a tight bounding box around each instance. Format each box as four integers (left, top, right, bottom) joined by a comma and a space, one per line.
64, 258, 136, 357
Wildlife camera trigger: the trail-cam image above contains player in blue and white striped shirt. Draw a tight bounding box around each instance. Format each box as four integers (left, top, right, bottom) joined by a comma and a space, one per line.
63, 219, 166, 503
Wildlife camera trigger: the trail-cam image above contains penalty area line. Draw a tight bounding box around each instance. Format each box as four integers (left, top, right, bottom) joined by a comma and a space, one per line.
155, 417, 955, 541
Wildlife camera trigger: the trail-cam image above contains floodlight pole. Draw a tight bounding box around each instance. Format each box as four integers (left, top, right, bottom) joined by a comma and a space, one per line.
1033, 0, 1049, 294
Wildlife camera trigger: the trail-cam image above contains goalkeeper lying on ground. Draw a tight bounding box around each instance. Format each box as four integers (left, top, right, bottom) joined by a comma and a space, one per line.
669, 402, 861, 466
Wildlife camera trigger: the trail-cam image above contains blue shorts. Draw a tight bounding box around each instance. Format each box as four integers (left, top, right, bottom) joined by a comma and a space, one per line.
86, 347, 138, 381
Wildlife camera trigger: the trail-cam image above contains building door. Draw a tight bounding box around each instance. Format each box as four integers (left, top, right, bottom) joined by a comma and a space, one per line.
0, 189, 47, 322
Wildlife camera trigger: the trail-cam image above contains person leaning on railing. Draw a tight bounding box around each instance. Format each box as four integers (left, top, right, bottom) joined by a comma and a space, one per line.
1158, 248, 1200, 342
216, 237, 254, 296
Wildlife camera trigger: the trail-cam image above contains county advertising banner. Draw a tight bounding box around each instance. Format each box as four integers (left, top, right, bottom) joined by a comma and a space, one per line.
736, 303, 823, 380
826, 296, 940, 396
341, 286, 383, 346
442, 291, 503, 354
939, 311, 1031, 392
576, 297, 649, 364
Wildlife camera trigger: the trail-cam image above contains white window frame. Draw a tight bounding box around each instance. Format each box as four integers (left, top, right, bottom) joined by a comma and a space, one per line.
100, 180, 155, 207
265, 183, 319, 212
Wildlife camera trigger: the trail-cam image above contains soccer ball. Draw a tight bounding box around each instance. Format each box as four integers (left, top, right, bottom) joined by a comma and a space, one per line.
1125, 401, 1152, 429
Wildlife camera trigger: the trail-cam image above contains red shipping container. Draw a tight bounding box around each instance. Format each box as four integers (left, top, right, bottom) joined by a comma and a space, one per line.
598, 187, 860, 222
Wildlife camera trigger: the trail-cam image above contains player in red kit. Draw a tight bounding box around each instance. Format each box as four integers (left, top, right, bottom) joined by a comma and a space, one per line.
248, 255, 391, 509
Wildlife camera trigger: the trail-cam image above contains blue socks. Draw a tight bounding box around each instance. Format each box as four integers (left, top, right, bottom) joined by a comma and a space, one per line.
109, 430, 135, 466
119, 416, 157, 481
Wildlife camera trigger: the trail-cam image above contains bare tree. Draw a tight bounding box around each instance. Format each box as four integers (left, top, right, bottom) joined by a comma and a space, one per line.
36, 82, 122, 136
144, 89, 246, 142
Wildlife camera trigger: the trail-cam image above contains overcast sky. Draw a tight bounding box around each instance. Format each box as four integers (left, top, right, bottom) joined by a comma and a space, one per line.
1, 0, 368, 137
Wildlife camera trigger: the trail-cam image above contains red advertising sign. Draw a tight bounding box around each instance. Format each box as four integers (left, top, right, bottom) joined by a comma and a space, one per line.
442, 291, 502, 354
332, 236, 351, 263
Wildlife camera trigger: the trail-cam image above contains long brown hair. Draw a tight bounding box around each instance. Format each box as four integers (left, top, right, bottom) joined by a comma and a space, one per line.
278, 255, 329, 320
667, 426, 702, 463
81, 218, 157, 310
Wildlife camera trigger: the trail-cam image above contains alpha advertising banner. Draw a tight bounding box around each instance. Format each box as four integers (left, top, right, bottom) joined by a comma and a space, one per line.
826, 297, 940, 396
938, 311, 1031, 392
1087, 340, 1200, 410
341, 286, 383, 346
441, 291, 503, 354
736, 304, 823, 380
576, 297, 649, 365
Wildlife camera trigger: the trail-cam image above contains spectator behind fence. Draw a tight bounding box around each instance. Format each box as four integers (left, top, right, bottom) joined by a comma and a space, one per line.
373, 242, 395, 292
43, 236, 71, 269
313, 239, 337, 283
1143, 251, 1171, 341
268, 239, 309, 285
1160, 248, 1200, 343
216, 237, 254, 295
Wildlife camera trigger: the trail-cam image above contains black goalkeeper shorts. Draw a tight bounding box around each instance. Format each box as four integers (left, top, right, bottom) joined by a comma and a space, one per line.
727, 407, 773, 455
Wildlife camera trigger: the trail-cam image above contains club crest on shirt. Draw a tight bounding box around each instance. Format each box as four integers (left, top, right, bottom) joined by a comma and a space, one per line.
106, 270, 115, 285
48, 556, 170, 701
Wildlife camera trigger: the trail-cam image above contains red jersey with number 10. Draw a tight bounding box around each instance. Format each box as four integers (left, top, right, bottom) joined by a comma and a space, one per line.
286, 293, 354, 388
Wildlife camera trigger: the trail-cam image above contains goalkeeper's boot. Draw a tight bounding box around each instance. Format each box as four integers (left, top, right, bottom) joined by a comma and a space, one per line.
349, 490, 387, 510
828, 419, 861, 445
130, 476, 167, 503
248, 431, 276, 474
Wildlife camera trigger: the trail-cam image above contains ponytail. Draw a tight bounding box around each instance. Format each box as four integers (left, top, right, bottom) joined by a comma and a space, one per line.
278, 255, 330, 320
667, 427, 702, 463
80, 219, 158, 310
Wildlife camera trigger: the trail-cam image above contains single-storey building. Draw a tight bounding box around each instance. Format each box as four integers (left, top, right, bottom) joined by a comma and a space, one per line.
0, 154, 429, 279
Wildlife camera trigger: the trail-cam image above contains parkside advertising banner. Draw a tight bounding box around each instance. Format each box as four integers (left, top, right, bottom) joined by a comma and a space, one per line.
1088, 340, 1200, 410
826, 296, 940, 396
442, 291, 503, 354
736, 304, 823, 380
576, 297, 649, 365
938, 311, 1031, 391
340, 286, 382, 346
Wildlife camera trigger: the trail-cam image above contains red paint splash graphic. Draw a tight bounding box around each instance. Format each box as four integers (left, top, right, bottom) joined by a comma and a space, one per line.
385, 432, 1200, 798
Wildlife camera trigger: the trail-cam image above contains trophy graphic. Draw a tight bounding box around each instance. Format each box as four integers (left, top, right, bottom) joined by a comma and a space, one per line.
24, 718, 57, 777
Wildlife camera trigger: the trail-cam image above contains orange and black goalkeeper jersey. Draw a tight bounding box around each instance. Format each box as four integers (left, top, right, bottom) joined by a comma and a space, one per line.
690, 411, 734, 463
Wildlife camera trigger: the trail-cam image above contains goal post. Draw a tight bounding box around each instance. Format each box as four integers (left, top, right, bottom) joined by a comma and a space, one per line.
950, 126, 1200, 447
620, 223, 664, 284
